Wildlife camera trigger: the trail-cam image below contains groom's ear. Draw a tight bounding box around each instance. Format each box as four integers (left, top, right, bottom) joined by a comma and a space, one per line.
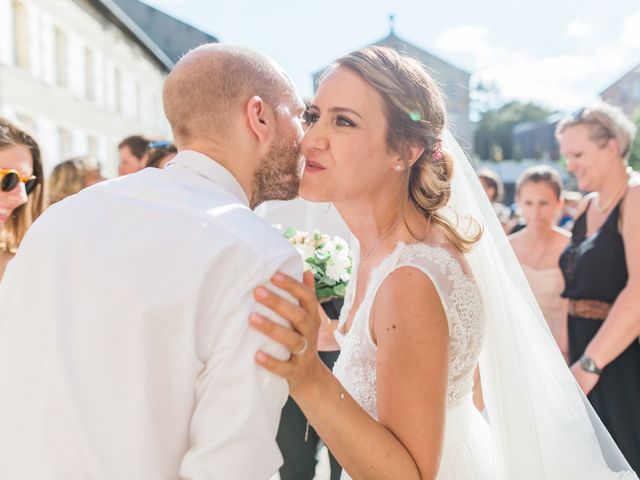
246, 95, 275, 143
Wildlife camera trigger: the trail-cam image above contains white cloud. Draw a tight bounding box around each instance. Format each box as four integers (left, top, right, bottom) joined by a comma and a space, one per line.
435, 15, 640, 111
621, 10, 640, 49
567, 20, 591, 37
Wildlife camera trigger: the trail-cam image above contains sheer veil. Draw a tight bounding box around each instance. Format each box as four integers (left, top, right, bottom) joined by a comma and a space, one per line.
441, 130, 637, 479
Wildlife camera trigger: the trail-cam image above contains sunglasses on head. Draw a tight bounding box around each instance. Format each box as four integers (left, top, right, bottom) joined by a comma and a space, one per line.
0, 169, 37, 194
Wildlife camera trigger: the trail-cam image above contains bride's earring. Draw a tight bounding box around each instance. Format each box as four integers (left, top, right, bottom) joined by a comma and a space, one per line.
393, 163, 404, 172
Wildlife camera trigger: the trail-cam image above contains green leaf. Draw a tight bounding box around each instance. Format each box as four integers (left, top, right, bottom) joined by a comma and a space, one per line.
283, 227, 297, 239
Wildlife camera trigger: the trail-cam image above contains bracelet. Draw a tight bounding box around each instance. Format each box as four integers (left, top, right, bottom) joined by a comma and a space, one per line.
304, 390, 345, 442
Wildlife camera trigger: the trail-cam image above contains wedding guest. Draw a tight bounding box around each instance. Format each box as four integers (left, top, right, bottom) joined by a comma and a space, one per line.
509, 165, 571, 361
0, 117, 45, 281
146, 140, 177, 168
478, 167, 512, 231
557, 101, 640, 472
118, 134, 150, 176
48, 156, 104, 204
558, 190, 583, 230
0, 45, 306, 478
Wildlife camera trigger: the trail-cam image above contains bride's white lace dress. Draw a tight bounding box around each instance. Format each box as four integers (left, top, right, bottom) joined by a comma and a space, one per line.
333, 241, 494, 479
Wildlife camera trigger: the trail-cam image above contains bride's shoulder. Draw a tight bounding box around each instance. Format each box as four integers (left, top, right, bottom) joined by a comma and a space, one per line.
399, 241, 472, 279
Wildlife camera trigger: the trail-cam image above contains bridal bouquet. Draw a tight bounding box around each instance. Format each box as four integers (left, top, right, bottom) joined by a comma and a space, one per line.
277, 226, 353, 302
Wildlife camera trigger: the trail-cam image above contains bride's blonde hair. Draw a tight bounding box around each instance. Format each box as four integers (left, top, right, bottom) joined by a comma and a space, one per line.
332, 46, 481, 252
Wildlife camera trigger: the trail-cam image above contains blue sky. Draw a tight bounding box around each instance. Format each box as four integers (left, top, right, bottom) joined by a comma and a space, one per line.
143, 0, 640, 114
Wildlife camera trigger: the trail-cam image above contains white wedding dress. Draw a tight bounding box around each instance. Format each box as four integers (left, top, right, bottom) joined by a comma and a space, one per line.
333, 241, 494, 479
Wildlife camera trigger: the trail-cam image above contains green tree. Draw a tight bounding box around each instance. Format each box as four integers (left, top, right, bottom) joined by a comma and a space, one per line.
474, 101, 553, 160
629, 107, 640, 171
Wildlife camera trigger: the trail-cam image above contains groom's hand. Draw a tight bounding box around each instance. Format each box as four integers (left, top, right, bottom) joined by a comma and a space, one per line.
250, 271, 325, 393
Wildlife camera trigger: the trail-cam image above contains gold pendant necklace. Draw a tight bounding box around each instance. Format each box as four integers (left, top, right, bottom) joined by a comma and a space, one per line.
594, 174, 629, 213
359, 217, 402, 263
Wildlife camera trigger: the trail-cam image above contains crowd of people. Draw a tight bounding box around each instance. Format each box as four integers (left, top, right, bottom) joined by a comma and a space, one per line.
0, 125, 176, 282
0, 44, 637, 478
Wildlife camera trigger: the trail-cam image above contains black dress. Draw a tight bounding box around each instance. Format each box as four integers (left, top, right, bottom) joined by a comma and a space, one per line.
559, 198, 640, 472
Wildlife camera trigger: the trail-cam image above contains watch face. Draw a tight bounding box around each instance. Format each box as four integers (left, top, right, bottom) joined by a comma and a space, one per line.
580, 357, 600, 373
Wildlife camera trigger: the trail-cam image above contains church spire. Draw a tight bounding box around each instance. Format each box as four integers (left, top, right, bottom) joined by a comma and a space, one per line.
388, 14, 396, 34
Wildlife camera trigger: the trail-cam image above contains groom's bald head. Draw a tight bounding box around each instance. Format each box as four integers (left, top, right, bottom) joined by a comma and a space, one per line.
163, 44, 295, 144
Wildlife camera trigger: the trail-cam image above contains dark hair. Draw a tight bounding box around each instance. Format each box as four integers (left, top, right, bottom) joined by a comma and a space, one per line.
0, 116, 46, 252
516, 165, 563, 200
146, 141, 177, 168
477, 168, 503, 202
118, 135, 151, 160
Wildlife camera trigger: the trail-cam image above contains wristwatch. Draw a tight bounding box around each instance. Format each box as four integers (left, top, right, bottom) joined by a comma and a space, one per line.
579, 355, 603, 375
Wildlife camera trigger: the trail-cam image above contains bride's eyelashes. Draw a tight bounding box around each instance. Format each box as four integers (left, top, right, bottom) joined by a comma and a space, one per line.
335, 115, 355, 127
301, 109, 356, 128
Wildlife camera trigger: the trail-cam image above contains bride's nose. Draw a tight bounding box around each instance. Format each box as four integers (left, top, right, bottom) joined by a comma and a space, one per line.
302, 127, 328, 157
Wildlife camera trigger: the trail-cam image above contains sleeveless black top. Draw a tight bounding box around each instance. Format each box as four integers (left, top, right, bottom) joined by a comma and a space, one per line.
559, 198, 628, 304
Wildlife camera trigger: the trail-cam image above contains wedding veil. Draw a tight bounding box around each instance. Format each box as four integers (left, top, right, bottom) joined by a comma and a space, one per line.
441, 130, 637, 479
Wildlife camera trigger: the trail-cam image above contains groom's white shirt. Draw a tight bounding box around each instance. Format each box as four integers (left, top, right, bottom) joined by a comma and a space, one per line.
0, 150, 301, 479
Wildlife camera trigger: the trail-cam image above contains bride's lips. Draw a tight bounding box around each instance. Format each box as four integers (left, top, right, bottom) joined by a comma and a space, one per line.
304, 158, 326, 174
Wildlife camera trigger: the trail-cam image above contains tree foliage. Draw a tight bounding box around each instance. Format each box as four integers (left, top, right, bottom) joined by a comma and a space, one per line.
629, 107, 640, 171
474, 101, 553, 160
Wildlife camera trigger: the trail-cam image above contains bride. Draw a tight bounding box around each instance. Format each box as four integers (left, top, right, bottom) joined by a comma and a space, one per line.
249, 46, 637, 479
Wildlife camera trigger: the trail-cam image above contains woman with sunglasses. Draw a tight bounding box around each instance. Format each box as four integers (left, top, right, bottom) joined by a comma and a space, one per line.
557, 102, 640, 472
0, 117, 45, 281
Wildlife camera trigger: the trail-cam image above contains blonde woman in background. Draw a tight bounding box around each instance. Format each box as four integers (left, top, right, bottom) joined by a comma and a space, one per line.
0, 117, 46, 280
509, 165, 571, 361
48, 156, 104, 204
557, 102, 640, 472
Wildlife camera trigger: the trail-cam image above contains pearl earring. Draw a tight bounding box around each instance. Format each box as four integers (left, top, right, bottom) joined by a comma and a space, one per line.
394, 164, 403, 172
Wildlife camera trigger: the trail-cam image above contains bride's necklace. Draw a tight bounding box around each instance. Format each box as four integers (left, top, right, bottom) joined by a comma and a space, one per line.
359, 217, 402, 263
595, 173, 629, 213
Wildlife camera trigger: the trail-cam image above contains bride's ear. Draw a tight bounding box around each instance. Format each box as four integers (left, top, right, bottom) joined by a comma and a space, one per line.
246, 96, 275, 143
400, 143, 425, 169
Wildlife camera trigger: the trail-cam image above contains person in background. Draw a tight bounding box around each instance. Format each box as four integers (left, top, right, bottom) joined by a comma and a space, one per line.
49, 156, 105, 204
477, 167, 512, 231
0, 117, 45, 281
558, 190, 583, 230
509, 165, 571, 362
118, 134, 151, 176
557, 101, 640, 472
146, 140, 177, 168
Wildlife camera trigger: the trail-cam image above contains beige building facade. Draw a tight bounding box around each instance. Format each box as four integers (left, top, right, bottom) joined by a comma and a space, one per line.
0, 0, 173, 176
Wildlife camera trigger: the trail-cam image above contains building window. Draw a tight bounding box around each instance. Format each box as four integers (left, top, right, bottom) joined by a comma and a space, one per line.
12, 0, 29, 70
58, 126, 71, 160
54, 26, 67, 87
115, 68, 122, 113
85, 47, 95, 100
88, 135, 98, 159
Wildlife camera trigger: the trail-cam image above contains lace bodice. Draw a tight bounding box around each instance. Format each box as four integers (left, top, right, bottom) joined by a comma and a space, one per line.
333, 242, 485, 420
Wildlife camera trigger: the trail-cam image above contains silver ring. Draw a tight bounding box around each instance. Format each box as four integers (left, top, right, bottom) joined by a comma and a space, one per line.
293, 337, 308, 356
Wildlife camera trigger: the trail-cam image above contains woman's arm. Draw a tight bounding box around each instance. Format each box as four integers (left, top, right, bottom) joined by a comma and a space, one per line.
250, 269, 448, 480
572, 185, 640, 393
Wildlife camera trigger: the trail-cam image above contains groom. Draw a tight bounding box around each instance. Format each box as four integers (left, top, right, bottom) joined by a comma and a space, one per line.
0, 44, 306, 479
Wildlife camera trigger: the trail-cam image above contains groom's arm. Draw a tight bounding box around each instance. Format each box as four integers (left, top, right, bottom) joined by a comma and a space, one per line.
179, 250, 302, 480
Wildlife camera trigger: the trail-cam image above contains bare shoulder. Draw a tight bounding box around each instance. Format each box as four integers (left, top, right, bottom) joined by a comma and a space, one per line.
371, 265, 447, 345
625, 177, 640, 204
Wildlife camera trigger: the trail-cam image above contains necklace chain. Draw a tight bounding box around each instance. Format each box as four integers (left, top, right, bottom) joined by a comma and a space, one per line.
595, 173, 629, 213
359, 217, 402, 263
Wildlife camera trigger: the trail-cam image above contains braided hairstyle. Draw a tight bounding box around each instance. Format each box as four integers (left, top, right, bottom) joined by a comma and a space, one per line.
332, 46, 481, 252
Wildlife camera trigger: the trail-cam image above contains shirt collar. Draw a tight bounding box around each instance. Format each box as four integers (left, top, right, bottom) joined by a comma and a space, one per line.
165, 150, 250, 207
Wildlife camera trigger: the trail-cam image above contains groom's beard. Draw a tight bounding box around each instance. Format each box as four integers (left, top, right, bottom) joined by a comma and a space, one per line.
250, 136, 303, 209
